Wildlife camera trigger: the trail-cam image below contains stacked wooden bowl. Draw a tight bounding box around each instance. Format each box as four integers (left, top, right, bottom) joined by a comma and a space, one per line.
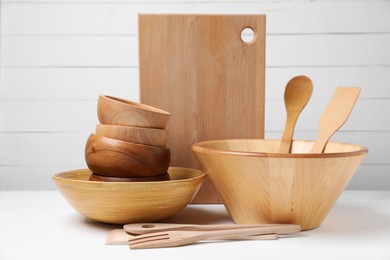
85, 95, 171, 182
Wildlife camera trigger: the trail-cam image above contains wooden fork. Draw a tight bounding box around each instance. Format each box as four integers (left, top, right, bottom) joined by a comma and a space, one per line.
129, 224, 301, 249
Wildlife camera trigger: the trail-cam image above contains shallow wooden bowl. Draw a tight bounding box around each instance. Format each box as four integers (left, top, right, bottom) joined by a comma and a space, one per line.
97, 95, 170, 129
52, 167, 205, 224
96, 124, 168, 147
192, 139, 368, 230
85, 134, 170, 178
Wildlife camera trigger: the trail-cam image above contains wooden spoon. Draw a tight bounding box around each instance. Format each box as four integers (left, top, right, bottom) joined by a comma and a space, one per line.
310, 87, 361, 153
278, 75, 313, 153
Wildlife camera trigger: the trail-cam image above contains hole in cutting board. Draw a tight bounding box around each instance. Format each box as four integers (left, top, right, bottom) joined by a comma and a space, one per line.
241, 27, 256, 44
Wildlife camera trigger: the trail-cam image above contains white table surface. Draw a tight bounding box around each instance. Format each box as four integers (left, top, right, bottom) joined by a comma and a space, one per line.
1, 190, 390, 260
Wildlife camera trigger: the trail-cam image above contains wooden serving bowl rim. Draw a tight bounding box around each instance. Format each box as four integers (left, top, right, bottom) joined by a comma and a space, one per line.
53, 167, 205, 185
192, 139, 368, 158
100, 95, 170, 115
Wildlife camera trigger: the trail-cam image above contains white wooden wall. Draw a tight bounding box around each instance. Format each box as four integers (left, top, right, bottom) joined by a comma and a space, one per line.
0, 0, 389, 190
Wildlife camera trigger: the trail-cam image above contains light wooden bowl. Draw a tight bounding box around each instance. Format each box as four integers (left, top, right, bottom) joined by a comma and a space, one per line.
53, 167, 205, 224
192, 139, 368, 230
97, 95, 170, 129
85, 134, 170, 178
96, 124, 169, 147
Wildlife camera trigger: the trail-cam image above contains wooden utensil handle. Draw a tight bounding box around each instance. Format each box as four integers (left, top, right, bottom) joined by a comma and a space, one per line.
124, 223, 283, 234
195, 225, 301, 241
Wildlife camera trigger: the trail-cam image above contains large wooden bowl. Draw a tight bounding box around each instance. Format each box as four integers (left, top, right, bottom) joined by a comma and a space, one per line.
97, 95, 170, 129
85, 134, 170, 178
192, 139, 368, 230
96, 124, 168, 147
53, 167, 205, 224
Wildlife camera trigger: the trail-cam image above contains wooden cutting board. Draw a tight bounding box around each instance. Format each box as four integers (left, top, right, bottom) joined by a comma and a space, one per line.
139, 14, 266, 203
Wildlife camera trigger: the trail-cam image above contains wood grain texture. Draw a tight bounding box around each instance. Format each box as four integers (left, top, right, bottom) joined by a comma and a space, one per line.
125, 222, 288, 234
278, 75, 313, 153
85, 134, 171, 178
89, 172, 170, 182
128, 225, 300, 249
1, 0, 389, 192
106, 229, 135, 245
139, 14, 266, 203
52, 167, 205, 224
97, 95, 170, 129
1, 67, 388, 100
3, 34, 390, 67
311, 87, 361, 153
106, 228, 278, 245
96, 124, 169, 147
192, 139, 367, 230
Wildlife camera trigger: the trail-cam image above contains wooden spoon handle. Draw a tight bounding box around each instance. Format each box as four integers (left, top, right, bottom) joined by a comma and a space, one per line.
279, 115, 299, 153
124, 223, 282, 234
196, 225, 301, 241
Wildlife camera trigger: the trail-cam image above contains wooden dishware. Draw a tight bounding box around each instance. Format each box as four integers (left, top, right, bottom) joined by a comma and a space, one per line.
85, 134, 170, 178
106, 229, 278, 245
124, 222, 293, 235
278, 75, 313, 153
192, 139, 367, 230
139, 14, 266, 203
96, 124, 169, 147
128, 225, 300, 249
52, 167, 205, 224
97, 95, 170, 129
89, 173, 170, 182
311, 87, 361, 153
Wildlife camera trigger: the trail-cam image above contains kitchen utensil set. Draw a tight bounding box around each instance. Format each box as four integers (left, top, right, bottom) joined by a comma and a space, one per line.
106, 223, 300, 249
278, 77, 361, 154
191, 79, 366, 230
53, 14, 367, 252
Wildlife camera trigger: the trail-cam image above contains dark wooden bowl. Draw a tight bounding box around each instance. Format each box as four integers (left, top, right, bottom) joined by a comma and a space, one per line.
85, 134, 170, 178
89, 172, 170, 182
96, 124, 168, 147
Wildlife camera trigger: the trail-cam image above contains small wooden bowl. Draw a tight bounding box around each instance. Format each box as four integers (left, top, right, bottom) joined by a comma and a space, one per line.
97, 95, 170, 129
89, 172, 170, 182
53, 167, 205, 224
96, 124, 168, 147
85, 134, 170, 178
192, 139, 368, 230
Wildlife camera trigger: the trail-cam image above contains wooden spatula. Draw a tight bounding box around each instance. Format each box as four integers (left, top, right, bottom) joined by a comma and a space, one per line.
310, 87, 361, 153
